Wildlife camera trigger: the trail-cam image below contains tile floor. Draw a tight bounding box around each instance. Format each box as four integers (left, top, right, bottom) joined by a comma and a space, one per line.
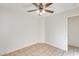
3, 43, 79, 56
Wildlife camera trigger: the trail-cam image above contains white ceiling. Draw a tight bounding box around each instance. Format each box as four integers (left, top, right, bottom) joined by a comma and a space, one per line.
0, 3, 79, 16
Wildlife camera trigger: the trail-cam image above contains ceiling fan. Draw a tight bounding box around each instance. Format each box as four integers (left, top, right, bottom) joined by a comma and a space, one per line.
27, 3, 54, 16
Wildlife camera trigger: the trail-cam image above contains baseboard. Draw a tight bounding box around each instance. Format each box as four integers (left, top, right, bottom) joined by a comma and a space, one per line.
1, 41, 46, 56
45, 42, 67, 51
68, 44, 79, 48
0, 42, 38, 56
1, 42, 67, 56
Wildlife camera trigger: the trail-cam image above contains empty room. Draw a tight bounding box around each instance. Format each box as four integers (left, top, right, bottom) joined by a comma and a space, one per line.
0, 3, 79, 56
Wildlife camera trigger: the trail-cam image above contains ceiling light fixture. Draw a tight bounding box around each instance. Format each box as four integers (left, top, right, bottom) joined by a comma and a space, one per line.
36, 10, 45, 16
28, 3, 54, 16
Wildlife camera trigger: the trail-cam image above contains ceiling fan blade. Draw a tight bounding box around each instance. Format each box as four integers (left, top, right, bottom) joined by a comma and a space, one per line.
45, 9, 54, 13
45, 3, 53, 8
32, 3, 38, 7
27, 9, 37, 12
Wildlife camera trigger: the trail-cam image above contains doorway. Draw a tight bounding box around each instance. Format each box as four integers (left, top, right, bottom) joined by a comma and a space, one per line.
68, 15, 79, 47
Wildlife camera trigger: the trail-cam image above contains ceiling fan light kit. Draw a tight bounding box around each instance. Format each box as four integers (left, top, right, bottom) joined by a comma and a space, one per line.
28, 3, 54, 16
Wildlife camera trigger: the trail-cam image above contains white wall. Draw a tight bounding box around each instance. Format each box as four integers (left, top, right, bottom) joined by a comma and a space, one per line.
39, 17, 46, 43
0, 7, 45, 55
68, 15, 79, 47
46, 7, 79, 51
46, 13, 67, 51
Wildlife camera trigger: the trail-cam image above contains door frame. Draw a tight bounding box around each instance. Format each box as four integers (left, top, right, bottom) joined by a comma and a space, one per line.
67, 14, 79, 47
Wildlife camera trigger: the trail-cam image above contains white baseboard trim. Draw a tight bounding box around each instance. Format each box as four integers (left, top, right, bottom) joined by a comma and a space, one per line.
45, 42, 67, 51
0, 42, 38, 56
68, 44, 79, 48
1, 42, 67, 55
1, 41, 46, 56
